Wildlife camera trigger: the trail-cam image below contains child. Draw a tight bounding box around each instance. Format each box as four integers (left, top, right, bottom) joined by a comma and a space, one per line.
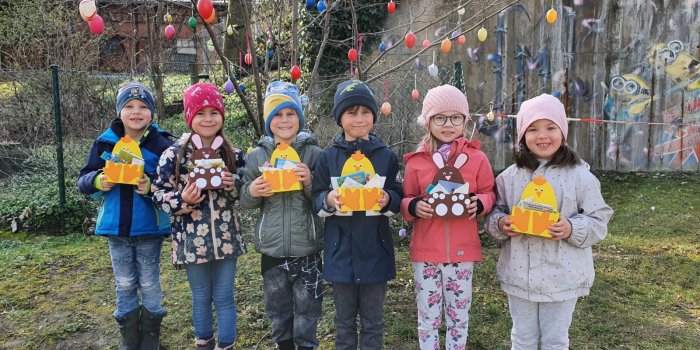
484, 94, 613, 349
77, 81, 173, 350
311, 79, 403, 350
239, 81, 323, 350
152, 83, 246, 350
400, 84, 496, 350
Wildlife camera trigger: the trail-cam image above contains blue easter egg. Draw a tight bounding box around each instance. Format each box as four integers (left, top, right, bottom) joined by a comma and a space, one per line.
305, 0, 315, 10
317, 0, 326, 12
379, 42, 387, 52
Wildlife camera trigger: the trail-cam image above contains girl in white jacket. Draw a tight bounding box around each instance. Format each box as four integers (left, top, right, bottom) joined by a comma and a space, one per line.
485, 94, 613, 349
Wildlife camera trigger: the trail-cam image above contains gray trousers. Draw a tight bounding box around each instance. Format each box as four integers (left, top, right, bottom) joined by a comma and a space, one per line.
508, 295, 578, 350
332, 282, 387, 350
263, 266, 323, 348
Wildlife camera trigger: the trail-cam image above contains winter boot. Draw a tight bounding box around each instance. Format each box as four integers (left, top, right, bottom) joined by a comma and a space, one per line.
115, 307, 141, 350
195, 336, 215, 350
277, 339, 295, 350
139, 306, 166, 350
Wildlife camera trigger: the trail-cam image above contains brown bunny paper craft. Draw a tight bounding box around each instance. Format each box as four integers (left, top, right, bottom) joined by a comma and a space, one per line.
426, 153, 471, 218
188, 134, 228, 190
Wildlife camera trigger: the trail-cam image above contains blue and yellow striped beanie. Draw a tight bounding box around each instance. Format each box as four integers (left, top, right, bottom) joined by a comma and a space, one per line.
263, 81, 305, 137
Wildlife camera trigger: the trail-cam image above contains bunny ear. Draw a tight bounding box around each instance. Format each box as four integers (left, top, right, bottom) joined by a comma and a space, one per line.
210, 136, 224, 150
432, 153, 445, 169
453, 153, 469, 169
190, 134, 203, 149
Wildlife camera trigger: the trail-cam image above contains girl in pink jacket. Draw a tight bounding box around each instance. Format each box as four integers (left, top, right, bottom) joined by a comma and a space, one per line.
400, 85, 495, 350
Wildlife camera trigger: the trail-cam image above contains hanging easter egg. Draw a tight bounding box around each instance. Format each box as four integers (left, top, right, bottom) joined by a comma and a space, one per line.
486, 111, 495, 122
204, 10, 216, 24
88, 15, 104, 35
317, 0, 327, 12
306, 0, 315, 10
290, 65, 302, 81
268, 49, 275, 58
239, 84, 246, 93
477, 26, 487, 42
348, 48, 358, 62
188, 16, 197, 30
164, 13, 173, 24
428, 64, 438, 78
457, 6, 466, 16
422, 39, 431, 49
379, 42, 387, 52
197, 0, 214, 20
546, 8, 558, 24
381, 102, 392, 116
388, 1, 396, 14
164, 25, 176, 40
79, 0, 97, 22
411, 89, 420, 100
226, 25, 234, 36
244, 53, 253, 65
451, 30, 459, 39
440, 38, 452, 54
405, 31, 417, 49
224, 79, 235, 94
457, 35, 466, 45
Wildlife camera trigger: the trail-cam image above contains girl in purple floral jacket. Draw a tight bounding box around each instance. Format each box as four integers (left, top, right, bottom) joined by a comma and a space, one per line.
153, 83, 245, 350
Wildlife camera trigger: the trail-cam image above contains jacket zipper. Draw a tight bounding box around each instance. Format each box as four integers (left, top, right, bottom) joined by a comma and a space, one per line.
258, 213, 266, 242
446, 218, 451, 263
209, 192, 219, 259
283, 192, 289, 256
96, 201, 105, 228
152, 203, 159, 227
310, 213, 316, 243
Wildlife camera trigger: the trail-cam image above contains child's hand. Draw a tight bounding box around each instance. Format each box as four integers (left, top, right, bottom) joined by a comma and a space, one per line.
248, 176, 273, 198
414, 199, 434, 218
221, 171, 236, 191
466, 194, 480, 219
325, 189, 342, 211
548, 218, 572, 240
182, 181, 205, 205
99, 174, 116, 192
498, 216, 520, 238
135, 176, 150, 195
293, 163, 312, 187
376, 190, 390, 209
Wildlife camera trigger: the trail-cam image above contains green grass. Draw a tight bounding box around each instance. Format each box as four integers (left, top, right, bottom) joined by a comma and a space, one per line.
0, 172, 698, 349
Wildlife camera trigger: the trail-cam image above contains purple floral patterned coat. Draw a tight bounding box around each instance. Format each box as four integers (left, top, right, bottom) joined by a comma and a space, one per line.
153, 134, 246, 266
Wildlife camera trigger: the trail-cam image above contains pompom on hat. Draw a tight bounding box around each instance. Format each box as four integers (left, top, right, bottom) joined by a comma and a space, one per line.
116, 81, 155, 118
263, 81, 305, 137
515, 93, 568, 143
417, 85, 469, 128
183, 83, 225, 129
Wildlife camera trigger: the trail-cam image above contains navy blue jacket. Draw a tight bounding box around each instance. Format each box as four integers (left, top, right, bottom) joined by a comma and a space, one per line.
78, 120, 174, 237
312, 134, 402, 284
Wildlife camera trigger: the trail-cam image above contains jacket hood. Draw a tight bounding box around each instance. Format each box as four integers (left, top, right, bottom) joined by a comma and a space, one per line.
256, 130, 319, 153
331, 133, 387, 158
403, 136, 481, 163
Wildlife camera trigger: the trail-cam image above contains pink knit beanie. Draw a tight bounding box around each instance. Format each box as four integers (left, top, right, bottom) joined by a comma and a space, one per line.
417, 85, 469, 128
516, 94, 568, 143
183, 83, 225, 129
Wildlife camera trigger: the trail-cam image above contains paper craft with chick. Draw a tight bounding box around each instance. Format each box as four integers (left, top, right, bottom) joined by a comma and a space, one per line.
508, 176, 560, 238
102, 135, 144, 185
332, 150, 385, 212
260, 141, 303, 192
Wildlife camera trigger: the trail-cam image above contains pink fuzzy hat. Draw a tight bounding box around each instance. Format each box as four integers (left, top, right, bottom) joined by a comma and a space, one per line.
516, 94, 569, 142
417, 85, 469, 128
183, 83, 225, 129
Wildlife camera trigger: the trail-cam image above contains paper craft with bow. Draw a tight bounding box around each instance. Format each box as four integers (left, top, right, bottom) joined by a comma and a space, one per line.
102, 135, 145, 185
508, 176, 560, 238
425, 153, 471, 217
188, 134, 228, 190
260, 141, 302, 192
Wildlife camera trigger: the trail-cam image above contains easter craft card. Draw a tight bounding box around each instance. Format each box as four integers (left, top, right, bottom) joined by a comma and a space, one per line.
258, 141, 302, 192
425, 153, 471, 218
507, 176, 560, 238
331, 150, 385, 212
101, 135, 145, 185
188, 135, 228, 190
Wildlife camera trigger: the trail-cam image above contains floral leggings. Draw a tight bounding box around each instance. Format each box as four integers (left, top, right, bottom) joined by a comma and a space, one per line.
413, 261, 474, 350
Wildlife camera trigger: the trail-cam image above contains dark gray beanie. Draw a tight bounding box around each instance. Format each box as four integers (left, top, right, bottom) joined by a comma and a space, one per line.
332, 79, 378, 125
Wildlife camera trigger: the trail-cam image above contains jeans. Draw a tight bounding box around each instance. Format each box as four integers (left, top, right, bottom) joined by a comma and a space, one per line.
184, 258, 238, 344
107, 235, 165, 318
333, 282, 387, 350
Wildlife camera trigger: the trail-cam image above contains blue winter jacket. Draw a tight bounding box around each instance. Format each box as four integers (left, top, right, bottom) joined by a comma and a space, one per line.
77, 120, 174, 237
312, 134, 402, 284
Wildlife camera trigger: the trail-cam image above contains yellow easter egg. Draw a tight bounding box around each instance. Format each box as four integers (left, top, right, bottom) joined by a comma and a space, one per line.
546, 8, 558, 24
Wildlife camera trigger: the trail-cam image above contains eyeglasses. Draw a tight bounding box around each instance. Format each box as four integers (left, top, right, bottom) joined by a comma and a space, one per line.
431, 114, 465, 126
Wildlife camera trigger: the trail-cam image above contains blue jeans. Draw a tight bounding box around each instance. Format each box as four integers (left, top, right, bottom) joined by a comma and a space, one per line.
184, 258, 238, 344
107, 235, 165, 318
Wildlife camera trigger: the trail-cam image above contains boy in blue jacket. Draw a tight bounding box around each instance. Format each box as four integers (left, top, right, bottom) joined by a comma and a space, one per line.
311, 79, 402, 350
77, 82, 173, 350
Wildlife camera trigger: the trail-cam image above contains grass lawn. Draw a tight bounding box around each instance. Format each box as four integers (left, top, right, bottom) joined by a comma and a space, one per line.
0, 172, 698, 349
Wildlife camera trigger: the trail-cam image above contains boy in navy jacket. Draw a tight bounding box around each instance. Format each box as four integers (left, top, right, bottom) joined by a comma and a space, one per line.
312, 79, 402, 350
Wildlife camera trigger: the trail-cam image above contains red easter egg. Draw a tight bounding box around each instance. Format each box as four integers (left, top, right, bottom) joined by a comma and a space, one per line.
88, 14, 104, 35
164, 25, 176, 40
457, 35, 466, 45
411, 89, 420, 100
405, 31, 416, 49
197, 0, 214, 20
381, 102, 392, 116
422, 39, 431, 49
245, 53, 253, 65
348, 48, 358, 62
290, 65, 302, 80
387, 1, 396, 14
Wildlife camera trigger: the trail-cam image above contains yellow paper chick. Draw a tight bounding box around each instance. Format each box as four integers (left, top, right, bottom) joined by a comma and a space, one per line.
521, 176, 557, 209
341, 150, 375, 176
270, 141, 301, 164
103, 135, 144, 185
264, 141, 302, 192
509, 176, 559, 237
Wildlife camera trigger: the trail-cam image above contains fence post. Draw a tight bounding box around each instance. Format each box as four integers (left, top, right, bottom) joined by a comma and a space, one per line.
50, 64, 66, 232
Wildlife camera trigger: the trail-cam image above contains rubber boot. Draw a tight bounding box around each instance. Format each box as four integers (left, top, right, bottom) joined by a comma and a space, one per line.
115, 307, 141, 350
277, 339, 295, 350
139, 306, 166, 350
